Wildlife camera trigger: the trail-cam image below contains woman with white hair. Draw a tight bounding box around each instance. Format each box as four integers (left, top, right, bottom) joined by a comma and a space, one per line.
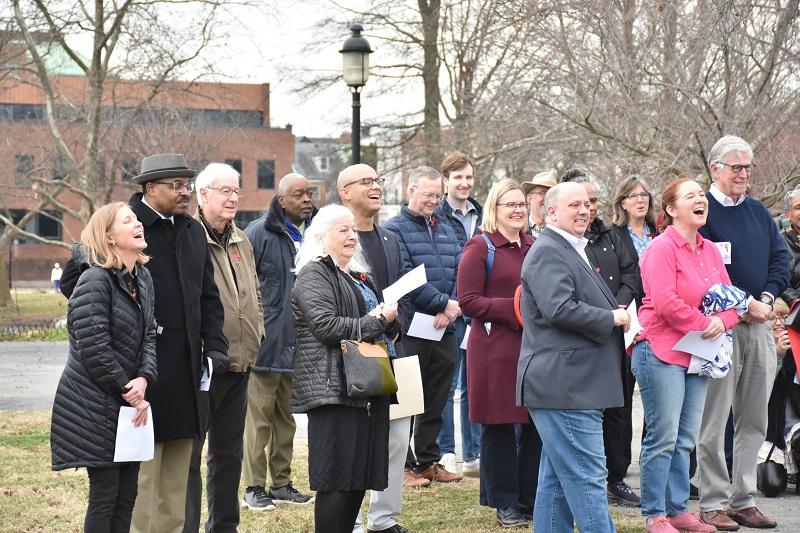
291, 204, 399, 532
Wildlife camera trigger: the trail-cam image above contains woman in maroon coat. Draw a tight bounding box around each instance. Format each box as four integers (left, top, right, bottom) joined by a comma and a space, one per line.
458, 178, 542, 528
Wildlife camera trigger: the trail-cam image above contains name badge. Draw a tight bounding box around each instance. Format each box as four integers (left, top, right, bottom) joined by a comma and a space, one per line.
715, 242, 732, 264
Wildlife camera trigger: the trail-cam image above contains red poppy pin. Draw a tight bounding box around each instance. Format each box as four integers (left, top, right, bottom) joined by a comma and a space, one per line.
232, 249, 241, 262
360, 272, 367, 281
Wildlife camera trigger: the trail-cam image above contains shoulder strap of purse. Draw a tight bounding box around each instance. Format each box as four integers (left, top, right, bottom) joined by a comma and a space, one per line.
480, 233, 495, 277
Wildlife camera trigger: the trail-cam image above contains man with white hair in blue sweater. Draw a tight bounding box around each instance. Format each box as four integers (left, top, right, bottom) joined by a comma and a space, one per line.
697, 135, 789, 530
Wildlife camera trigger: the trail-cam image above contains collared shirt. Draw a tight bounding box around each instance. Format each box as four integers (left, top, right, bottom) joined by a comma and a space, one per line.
447, 197, 478, 238
637, 225, 740, 367
709, 183, 746, 207
627, 223, 654, 258
141, 196, 175, 224
548, 225, 591, 266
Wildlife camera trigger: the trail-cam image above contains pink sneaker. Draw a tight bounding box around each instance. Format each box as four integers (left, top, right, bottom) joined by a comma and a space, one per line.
646, 515, 680, 533
668, 512, 717, 532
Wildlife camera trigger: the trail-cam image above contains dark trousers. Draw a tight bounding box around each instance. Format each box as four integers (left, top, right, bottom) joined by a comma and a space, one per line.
85, 463, 140, 533
602, 357, 635, 483
479, 420, 542, 510
184, 370, 250, 533
403, 331, 459, 469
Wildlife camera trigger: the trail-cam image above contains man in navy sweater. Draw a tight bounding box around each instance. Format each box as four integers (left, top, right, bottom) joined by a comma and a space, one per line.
697, 135, 789, 531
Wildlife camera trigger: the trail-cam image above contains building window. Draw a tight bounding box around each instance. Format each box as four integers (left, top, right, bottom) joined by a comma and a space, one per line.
257, 160, 275, 189
15, 154, 34, 185
8, 209, 62, 242
234, 210, 262, 230
52, 156, 68, 181
121, 158, 138, 182
225, 159, 242, 175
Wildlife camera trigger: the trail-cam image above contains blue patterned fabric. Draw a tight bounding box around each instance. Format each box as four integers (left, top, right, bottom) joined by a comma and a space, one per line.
627, 224, 653, 258
353, 277, 397, 358
687, 283, 748, 378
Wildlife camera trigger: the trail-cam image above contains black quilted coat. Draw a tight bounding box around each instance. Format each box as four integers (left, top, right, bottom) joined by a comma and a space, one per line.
290, 255, 396, 413
51, 265, 157, 470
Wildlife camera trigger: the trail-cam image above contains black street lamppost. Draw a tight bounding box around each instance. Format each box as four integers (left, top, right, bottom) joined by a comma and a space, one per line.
340, 23, 372, 165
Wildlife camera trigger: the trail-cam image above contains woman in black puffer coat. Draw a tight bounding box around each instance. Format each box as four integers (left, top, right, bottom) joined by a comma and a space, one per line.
291, 205, 399, 533
50, 202, 156, 533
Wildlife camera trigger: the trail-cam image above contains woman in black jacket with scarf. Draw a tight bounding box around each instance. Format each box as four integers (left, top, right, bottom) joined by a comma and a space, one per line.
291, 204, 400, 533
51, 202, 156, 533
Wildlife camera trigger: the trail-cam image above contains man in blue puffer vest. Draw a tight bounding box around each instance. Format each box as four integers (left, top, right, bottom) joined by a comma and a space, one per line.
385, 166, 464, 485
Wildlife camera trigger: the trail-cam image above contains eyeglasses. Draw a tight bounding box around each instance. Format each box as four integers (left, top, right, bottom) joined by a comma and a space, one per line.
344, 177, 385, 188
154, 179, 194, 192
716, 161, 756, 174
206, 186, 243, 198
418, 191, 442, 201
498, 202, 530, 210
626, 192, 650, 201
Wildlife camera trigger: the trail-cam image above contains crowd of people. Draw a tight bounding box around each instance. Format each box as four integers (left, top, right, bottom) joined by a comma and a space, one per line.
49, 134, 800, 533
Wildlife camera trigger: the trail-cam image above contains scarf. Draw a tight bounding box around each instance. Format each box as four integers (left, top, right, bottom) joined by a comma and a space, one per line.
687, 283, 748, 378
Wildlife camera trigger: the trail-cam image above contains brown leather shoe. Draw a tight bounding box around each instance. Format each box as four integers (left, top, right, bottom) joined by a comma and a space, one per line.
417, 463, 463, 483
403, 467, 431, 489
699, 510, 739, 531
726, 507, 777, 529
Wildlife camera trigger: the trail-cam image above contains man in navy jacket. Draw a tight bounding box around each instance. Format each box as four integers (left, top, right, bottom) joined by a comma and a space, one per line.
385, 166, 464, 485
697, 135, 789, 530
434, 151, 484, 478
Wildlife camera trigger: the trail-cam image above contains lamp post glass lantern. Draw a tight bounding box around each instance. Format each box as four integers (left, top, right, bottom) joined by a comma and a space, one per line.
340, 23, 372, 164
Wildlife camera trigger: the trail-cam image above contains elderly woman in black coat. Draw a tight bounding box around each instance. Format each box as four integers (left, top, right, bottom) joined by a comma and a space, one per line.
291, 204, 399, 533
50, 201, 156, 533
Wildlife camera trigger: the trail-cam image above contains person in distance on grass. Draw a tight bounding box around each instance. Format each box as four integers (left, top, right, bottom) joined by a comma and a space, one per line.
51, 201, 156, 533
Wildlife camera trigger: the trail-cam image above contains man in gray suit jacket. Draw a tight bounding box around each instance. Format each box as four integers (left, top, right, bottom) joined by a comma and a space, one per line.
517, 182, 630, 533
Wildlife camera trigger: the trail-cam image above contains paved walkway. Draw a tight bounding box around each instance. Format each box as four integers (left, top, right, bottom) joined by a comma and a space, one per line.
2, 341, 798, 527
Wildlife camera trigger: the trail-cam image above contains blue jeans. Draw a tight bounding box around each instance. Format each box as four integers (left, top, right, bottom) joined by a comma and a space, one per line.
529, 408, 615, 533
632, 341, 709, 517
437, 317, 481, 460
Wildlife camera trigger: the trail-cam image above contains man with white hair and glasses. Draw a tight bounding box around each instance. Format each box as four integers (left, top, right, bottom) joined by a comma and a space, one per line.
184, 163, 265, 533
697, 135, 789, 530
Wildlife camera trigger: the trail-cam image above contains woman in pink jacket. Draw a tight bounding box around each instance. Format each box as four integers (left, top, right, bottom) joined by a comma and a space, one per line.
634, 178, 740, 533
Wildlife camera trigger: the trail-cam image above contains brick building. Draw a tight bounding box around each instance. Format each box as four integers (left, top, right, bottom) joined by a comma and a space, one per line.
0, 70, 295, 282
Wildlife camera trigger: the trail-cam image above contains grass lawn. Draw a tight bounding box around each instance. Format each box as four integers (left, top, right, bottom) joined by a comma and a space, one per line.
0, 291, 68, 341
0, 411, 647, 532
0, 290, 67, 322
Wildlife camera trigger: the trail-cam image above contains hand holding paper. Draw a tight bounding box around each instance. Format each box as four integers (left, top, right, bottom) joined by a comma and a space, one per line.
407, 312, 446, 341
623, 301, 642, 348
673, 331, 726, 360
383, 264, 427, 305
114, 405, 154, 462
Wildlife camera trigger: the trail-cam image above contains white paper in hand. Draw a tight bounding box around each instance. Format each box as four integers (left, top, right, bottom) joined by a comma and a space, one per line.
389, 355, 425, 420
460, 325, 471, 350
624, 301, 642, 348
673, 331, 726, 361
383, 264, 427, 305
114, 406, 154, 462
407, 312, 446, 341
199, 356, 213, 391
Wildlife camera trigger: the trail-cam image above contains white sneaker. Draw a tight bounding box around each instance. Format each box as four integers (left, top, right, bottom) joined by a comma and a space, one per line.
438, 452, 458, 473
462, 457, 480, 477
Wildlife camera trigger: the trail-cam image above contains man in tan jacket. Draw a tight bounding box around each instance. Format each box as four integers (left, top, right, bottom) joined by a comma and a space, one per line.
185, 162, 265, 533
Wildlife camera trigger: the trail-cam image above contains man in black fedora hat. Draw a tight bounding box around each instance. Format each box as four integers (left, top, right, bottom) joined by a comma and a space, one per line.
123, 153, 229, 533
59, 154, 228, 532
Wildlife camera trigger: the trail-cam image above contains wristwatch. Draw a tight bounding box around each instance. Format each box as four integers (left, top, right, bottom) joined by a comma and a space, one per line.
759, 293, 775, 309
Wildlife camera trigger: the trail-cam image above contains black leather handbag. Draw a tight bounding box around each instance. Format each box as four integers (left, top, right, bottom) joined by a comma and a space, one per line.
340, 322, 398, 398
757, 443, 787, 497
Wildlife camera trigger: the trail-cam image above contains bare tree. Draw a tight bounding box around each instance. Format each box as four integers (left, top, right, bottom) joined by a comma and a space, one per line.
0, 0, 254, 304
